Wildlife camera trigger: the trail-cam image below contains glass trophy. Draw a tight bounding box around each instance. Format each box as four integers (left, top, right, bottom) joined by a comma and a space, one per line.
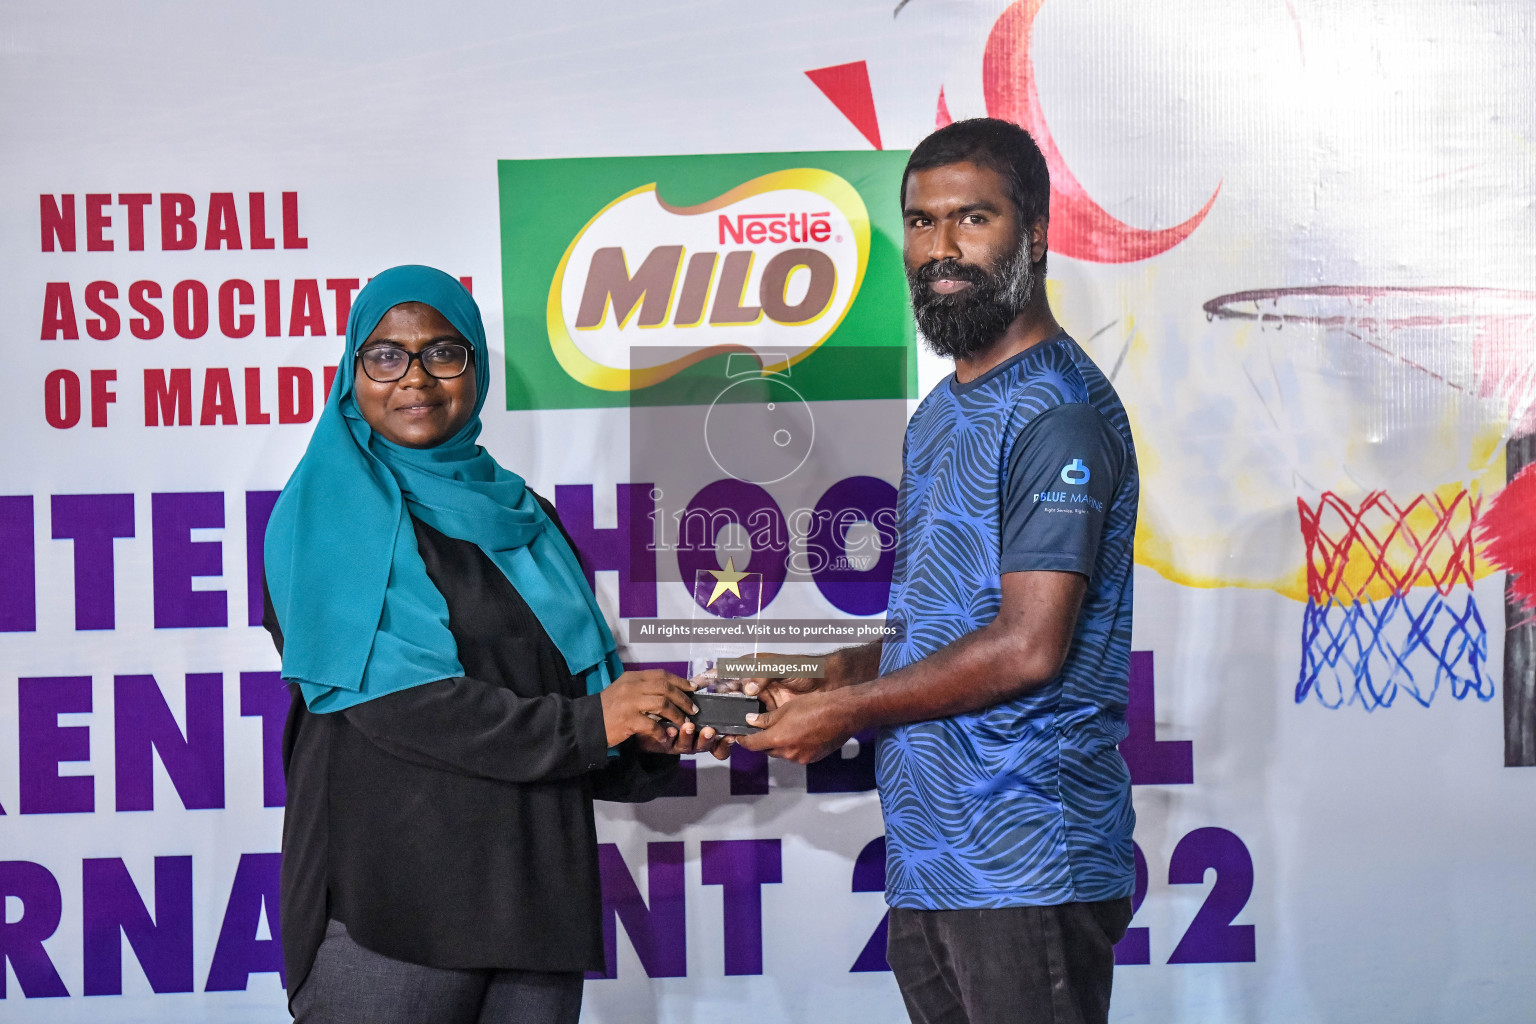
688, 565, 766, 734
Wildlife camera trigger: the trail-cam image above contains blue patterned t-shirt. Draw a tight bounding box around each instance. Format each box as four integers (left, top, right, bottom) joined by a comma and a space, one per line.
877, 333, 1138, 909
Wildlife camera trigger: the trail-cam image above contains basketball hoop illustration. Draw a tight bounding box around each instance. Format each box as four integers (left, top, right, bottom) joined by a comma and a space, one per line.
1295, 489, 1489, 709
1205, 287, 1536, 755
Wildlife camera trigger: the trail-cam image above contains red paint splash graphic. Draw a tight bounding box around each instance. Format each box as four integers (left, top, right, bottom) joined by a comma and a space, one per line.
805, 61, 883, 150
1480, 463, 1536, 612
939, 0, 1220, 263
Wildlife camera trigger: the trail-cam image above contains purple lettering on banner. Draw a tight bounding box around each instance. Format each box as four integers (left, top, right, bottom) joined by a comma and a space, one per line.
18, 676, 94, 814
593, 842, 686, 979
622, 661, 695, 797
205, 853, 285, 991
700, 838, 782, 976
1119, 651, 1193, 785
0, 495, 37, 632
1113, 841, 1151, 966
806, 728, 877, 793
1167, 828, 1257, 964
0, 861, 69, 997
240, 672, 288, 807
114, 674, 225, 811
50, 493, 135, 631
82, 856, 194, 994
245, 491, 279, 627
849, 836, 890, 972
676, 480, 787, 614
555, 484, 658, 617
152, 492, 227, 628
808, 476, 897, 615
728, 744, 769, 796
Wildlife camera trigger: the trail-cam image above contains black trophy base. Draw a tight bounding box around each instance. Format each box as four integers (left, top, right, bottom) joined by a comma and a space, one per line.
690, 691, 764, 736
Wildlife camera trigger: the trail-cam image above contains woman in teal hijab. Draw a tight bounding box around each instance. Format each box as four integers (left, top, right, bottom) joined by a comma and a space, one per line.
262, 266, 714, 1024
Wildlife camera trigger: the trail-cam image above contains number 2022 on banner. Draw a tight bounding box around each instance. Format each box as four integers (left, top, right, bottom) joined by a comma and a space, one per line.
1114, 827, 1257, 966
847, 827, 1256, 973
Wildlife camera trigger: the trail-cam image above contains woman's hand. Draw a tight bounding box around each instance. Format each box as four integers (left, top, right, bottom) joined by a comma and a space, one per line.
600, 669, 699, 748
634, 719, 725, 757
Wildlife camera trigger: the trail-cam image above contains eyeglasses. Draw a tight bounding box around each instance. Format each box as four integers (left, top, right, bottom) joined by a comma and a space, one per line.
356, 343, 472, 383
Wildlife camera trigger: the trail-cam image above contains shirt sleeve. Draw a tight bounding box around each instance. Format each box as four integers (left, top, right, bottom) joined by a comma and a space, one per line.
1000, 402, 1125, 577
590, 743, 683, 803
340, 680, 612, 784
263, 561, 614, 786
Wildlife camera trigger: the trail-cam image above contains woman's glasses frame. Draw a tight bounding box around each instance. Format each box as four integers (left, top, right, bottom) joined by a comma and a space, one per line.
356, 343, 474, 384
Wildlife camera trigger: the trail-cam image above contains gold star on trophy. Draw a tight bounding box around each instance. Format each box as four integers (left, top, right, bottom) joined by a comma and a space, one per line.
705, 557, 750, 607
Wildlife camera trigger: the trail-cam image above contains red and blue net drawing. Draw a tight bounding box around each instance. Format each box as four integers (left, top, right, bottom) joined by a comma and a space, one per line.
1297, 490, 1493, 709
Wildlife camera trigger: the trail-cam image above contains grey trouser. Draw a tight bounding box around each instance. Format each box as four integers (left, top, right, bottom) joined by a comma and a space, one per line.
887, 899, 1134, 1024
291, 919, 583, 1024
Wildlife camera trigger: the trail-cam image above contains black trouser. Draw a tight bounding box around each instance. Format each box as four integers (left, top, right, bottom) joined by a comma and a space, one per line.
290, 919, 583, 1024
887, 899, 1134, 1024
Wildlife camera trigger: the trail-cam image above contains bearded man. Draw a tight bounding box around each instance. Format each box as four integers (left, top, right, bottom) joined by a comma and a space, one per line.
736, 118, 1141, 1024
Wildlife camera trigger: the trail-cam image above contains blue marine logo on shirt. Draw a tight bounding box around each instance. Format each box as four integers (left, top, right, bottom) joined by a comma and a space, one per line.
1060, 458, 1090, 485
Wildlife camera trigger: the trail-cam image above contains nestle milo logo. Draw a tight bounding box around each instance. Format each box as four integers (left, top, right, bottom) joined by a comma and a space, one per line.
499, 151, 912, 411
549, 169, 868, 391
716, 211, 834, 245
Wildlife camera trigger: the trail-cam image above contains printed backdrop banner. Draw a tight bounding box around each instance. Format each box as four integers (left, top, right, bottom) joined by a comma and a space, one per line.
4, 1, 1535, 1022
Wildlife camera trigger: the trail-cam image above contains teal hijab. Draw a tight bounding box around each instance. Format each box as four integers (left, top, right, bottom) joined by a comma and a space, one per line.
264, 265, 620, 712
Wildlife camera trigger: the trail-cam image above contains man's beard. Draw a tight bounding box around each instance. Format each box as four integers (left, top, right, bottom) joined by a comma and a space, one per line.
907, 240, 1037, 360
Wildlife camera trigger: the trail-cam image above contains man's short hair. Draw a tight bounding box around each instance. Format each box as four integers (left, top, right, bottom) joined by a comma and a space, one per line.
901, 118, 1051, 230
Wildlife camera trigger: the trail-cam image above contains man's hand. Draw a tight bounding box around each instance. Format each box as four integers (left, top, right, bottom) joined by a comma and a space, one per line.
741, 674, 820, 710
729, 572, 1086, 759
713, 654, 823, 708
733, 690, 854, 765
736, 641, 883, 708
707, 654, 825, 758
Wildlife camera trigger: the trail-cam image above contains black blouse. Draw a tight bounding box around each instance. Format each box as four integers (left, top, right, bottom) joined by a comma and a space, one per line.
262, 498, 677, 999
